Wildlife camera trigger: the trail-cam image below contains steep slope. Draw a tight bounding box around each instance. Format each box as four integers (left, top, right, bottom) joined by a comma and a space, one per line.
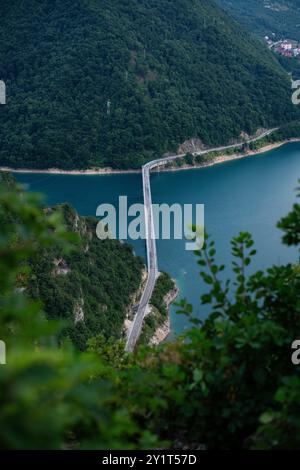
28, 203, 145, 350
0, 172, 144, 349
218, 0, 300, 41
0, 0, 298, 169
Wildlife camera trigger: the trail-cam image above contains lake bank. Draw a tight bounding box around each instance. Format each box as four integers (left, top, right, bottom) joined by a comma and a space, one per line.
2, 139, 300, 177
149, 283, 180, 346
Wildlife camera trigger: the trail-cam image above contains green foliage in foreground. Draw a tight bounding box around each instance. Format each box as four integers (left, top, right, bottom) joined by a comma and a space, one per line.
0, 0, 298, 170
0, 179, 157, 449
0, 178, 300, 449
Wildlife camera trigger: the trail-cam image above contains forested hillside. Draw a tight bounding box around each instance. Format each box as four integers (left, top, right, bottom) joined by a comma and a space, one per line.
218, 0, 300, 41
0, 173, 144, 350
0, 0, 298, 170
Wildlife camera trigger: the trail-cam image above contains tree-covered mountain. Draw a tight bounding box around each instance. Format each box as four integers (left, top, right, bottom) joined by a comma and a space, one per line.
28, 204, 145, 350
218, 0, 300, 41
0, 0, 298, 170
0, 172, 144, 350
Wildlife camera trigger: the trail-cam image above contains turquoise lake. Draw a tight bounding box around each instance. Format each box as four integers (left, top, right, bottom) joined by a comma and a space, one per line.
15, 142, 300, 335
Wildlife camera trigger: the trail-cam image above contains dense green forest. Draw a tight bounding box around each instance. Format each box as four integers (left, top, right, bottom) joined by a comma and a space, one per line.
0, 0, 298, 170
1, 169, 300, 449
0, 173, 144, 350
218, 0, 300, 41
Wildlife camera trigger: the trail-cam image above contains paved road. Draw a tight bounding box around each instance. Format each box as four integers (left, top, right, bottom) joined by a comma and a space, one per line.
125, 128, 278, 352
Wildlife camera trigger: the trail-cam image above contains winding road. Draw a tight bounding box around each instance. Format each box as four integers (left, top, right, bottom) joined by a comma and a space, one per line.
125, 128, 278, 352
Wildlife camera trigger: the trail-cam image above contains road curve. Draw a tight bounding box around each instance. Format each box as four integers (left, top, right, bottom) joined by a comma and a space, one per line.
125, 128, 278, 352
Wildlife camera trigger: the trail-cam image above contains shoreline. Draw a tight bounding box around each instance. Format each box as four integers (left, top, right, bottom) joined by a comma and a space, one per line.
157, 138, 300, 173
0, 166, 142, 175
124, 273, 179, 347
1, 139, 300, 177
149, 283, 179, 346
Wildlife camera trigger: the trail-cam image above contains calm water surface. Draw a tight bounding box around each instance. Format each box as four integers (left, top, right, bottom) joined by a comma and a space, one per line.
16, 143, 300, 334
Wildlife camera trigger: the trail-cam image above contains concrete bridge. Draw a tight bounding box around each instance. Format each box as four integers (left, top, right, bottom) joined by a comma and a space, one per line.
125, 128, 278, 352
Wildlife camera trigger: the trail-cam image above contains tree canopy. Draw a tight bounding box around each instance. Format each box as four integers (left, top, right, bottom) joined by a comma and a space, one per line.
0, 0, 298, 170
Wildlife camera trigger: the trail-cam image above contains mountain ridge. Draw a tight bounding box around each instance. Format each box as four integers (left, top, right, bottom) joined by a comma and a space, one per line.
0, 0, 298, 169
218, 0, 300, 41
